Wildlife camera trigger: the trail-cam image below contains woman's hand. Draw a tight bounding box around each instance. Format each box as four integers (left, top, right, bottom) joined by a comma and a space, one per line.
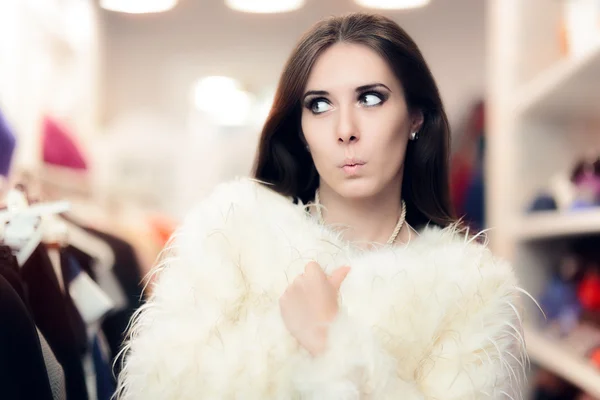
279, 262, 350, 356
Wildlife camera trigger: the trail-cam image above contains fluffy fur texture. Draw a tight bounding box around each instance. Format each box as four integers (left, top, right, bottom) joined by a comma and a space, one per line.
116, 179, 527, 400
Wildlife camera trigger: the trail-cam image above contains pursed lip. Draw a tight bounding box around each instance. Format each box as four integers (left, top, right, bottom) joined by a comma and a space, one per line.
339, 158, 366, 168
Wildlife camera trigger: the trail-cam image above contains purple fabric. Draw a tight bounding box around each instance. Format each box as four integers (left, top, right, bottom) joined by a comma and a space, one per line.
0, 110, 17, 177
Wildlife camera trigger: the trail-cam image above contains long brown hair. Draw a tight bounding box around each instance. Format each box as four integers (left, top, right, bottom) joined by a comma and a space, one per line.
253, 12, 455, 228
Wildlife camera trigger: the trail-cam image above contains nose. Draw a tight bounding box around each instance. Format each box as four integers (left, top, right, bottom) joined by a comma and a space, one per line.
336, 106, 359, 144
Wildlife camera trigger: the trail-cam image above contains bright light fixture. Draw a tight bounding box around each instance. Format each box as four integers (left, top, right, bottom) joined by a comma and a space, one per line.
193, 76, 253, 127
250, 89, 275, 127
100, 0, 177, 14
354, 0, 430, 10
225, 0, 305, 13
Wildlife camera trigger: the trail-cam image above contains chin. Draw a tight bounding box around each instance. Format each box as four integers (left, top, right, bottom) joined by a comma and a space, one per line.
332, 178, 381, 199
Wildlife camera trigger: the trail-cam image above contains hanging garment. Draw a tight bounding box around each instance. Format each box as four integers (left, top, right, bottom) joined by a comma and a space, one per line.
0, 245, 66, 400
93, 333, 116, 400
65, 228, 144, 373
84, 228, 144, 366
0, 109, 16, 177
0, 272, 54, 400
21, 245, 89, 400
0, 244, 27, 301
62, 252, 116, 400
38, 328, 68, 400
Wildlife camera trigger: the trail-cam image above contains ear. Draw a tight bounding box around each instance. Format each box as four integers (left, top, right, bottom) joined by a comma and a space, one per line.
410, 109, 424, 134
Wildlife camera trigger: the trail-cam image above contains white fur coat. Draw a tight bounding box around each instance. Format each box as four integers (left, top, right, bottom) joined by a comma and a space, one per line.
116, 179, 527, 400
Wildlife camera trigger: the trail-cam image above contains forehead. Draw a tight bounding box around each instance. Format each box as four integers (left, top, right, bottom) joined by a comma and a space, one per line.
305, 43, 399, 90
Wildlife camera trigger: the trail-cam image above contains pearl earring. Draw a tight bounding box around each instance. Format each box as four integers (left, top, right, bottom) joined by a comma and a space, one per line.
410, 131, 418, 141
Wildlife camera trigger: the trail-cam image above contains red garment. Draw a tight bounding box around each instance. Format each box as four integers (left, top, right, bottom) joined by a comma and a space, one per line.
578, 271, 600, 311
450, 154, 472, 217
42, 117, 88, 170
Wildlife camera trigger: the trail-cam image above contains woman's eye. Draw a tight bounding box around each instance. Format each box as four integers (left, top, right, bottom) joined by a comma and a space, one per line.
309, 99, 332, 114
359, 93, 384, 107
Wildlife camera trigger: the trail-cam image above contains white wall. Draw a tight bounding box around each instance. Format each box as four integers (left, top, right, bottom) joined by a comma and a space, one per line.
0, 0, 101, 170
99, 0, 486, 131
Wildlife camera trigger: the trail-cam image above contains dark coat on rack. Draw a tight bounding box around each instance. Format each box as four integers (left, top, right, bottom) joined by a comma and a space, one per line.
0, 248, 54, 400
21, 246, 89, 400
66, 227, 144, 374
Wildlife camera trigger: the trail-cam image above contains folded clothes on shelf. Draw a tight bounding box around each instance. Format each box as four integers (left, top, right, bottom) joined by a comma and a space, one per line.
527, 155, 600, 213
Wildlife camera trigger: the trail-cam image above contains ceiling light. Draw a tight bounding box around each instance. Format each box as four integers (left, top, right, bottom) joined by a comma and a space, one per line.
250, 89, 275, 127
354, 0, 430, 10
225, 0, 305, 14
100, 0, 177, 14
193, 76, 253, 127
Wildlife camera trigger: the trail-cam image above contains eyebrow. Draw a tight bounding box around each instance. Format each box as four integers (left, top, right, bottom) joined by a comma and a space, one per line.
303, 83, 392, 101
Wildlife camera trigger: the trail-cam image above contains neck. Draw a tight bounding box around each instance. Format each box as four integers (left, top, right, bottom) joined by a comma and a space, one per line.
316, 178, 410, 246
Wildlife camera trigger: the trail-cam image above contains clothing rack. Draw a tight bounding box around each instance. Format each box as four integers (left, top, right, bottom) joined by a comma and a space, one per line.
0, 185, 145, 400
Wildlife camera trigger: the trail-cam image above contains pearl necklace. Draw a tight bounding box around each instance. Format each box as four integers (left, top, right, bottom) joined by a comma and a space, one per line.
313, 189, 407, 245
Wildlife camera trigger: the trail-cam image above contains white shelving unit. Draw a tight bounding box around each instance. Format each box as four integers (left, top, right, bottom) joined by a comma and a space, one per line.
515, 42, 600, 123
525, 326, 600, 398
515, 209, 600, 241
487, 0, 600, 397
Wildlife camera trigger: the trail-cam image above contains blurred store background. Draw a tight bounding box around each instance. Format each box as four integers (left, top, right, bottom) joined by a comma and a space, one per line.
0, 0, 599, 399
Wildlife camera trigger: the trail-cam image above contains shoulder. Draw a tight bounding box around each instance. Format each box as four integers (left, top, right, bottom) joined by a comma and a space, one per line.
412, 224, 518, 289
171, 178, 307, 263
178, 178, 296, 232
185, 178, 295, 218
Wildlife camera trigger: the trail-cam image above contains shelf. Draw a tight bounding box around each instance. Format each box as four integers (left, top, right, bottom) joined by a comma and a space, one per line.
515, 208, 600, 241
526, 325, 600, 398
515, 43, 600, 124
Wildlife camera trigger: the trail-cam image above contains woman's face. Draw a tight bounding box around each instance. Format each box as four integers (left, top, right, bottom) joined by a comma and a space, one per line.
301, 42, 422, 200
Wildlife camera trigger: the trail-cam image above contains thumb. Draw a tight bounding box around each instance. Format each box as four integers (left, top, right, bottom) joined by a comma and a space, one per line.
328, 266, 351, 291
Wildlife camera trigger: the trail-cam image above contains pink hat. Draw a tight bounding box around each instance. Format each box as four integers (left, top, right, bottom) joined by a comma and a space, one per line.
42, 116, 88, 170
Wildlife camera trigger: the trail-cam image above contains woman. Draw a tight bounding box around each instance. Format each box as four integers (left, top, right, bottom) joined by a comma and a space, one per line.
117, 13, 527, 399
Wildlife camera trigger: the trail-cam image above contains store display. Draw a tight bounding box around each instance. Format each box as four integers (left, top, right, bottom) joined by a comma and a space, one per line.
570, 157, 600, 209
536, 243, 600, 394
540, 256, 582, 337
528, 194, 559, 212
527, 155, 600, 213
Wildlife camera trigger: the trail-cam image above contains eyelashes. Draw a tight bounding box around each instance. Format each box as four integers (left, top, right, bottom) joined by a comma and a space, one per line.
303, 90, 389, 115
305, 98, 332, 114
359, 91, 389, 107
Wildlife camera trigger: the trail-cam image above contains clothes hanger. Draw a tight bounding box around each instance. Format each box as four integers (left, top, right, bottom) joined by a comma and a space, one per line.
1, 180, 118, 320
63, 219, 115, 273
15, 169, 126, 309
40, 213, 116, 324
0, 190, 71, 223
62, 218, 127, 310
39, 208, 117, 323
0, 188, 70, 266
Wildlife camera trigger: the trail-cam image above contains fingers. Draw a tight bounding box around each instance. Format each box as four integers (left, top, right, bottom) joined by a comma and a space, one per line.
299, 262, 350, 291
304, 261, 322, 276
328, 266, 351, 291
